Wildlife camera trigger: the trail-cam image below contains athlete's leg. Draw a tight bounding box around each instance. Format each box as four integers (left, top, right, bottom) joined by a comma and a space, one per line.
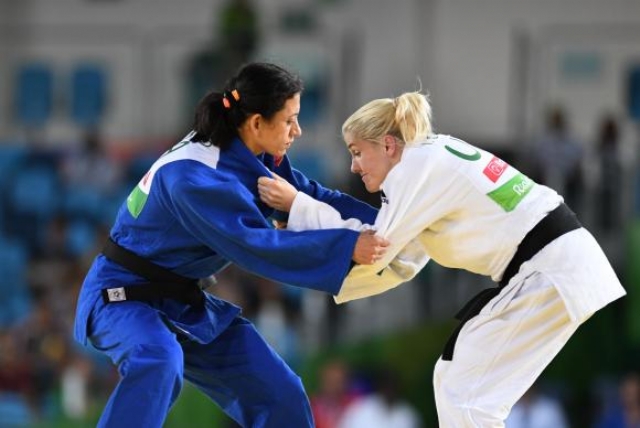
88, 301, 184, 428
182, 316, 313, 428
433, 273, 582, 427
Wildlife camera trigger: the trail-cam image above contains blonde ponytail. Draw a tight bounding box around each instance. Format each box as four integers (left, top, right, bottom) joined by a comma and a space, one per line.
342, 91, 433, 146
393, 92, 432, 144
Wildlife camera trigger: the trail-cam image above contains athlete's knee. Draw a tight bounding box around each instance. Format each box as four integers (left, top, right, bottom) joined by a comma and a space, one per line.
268, 373, 312, 424
122, 341, 184, 397
438, 403, 505, 427
434, 376, 507, 427
276, 372, 308, 403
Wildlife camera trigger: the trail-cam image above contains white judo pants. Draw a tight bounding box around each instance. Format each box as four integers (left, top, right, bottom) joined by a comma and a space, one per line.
433, 272, 583, 428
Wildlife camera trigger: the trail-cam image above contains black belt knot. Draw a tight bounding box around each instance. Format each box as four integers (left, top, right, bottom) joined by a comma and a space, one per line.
441, 203, 580, 361
100, 238, 204, 309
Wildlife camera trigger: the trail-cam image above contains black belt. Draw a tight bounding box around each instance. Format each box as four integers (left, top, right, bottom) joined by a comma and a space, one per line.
441, 203, 581, 361
100, 238, 204, 308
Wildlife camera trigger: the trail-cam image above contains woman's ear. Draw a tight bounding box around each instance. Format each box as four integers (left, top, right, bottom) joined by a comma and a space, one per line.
238, 113, 263, 149
383, 135, 399, 156
247, 113, 262, 133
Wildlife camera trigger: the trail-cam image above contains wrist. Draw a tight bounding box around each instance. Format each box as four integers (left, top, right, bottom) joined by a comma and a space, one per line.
285, 191, 299, 212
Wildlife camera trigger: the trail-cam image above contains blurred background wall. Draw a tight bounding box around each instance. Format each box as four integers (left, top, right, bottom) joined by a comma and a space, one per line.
1, 0, 640, 427
2, 1, 640, 141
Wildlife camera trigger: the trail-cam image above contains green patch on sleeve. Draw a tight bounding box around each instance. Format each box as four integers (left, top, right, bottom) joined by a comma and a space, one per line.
487, 173, 534, 212
127, 186, 148, 218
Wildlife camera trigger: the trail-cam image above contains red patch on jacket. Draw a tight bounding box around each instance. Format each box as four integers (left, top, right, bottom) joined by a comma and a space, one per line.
483, 156, 508, 182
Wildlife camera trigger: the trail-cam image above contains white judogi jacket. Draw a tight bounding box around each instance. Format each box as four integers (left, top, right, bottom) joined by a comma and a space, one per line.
288, 135, 625, 321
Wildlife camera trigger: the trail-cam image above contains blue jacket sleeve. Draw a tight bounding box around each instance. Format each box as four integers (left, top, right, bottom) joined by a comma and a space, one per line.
272, 156, 378, 224
167, 171, 359, 295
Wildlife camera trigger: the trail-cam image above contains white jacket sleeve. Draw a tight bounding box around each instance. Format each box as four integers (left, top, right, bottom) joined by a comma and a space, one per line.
287, 191, 371, 232
335, 238, 429, 303
286, 191, 431, 303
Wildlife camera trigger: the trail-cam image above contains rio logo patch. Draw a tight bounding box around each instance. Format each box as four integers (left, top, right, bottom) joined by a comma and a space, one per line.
483, 156, 508, 182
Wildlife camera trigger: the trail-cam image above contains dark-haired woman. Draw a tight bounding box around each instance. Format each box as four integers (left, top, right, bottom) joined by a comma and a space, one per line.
73, 62, 387, 428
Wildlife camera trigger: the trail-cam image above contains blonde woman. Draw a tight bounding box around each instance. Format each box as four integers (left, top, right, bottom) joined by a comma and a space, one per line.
257, 92, 626, 427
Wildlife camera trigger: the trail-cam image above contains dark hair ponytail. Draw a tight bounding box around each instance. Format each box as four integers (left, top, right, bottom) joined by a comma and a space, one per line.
192, 92, 233, 147
192, 62, 303, 150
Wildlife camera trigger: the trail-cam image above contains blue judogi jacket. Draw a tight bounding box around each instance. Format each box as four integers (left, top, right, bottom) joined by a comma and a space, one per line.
74, 134, 377, 346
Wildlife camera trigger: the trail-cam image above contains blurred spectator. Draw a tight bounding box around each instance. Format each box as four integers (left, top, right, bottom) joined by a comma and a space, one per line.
32, 213, 73, 261
0, 330, 36, 425
59, 128, 123, 196
338, 368, 422, 428
506, 384, 569, 428
532, 105, 585, 213
28, 214, 80, 324
208, 268, 304, 367
310, 359, 360, 428
594, 114, 623, 233
186, 0, 259, 126
0, 331, 34, 396
60, 354, 93, 420
219, 0, 258, 66
252, 276, 302, 367
14, 295, 71, 417
205, 265, 252, 310
595, 372, 640, 428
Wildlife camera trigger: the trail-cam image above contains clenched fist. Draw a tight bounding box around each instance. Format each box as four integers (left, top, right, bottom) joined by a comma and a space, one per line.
258, 172, 298, 212
353, 230, 390, 265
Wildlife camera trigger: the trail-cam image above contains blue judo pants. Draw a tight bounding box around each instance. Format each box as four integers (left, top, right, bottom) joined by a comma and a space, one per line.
88, 300, 313, 428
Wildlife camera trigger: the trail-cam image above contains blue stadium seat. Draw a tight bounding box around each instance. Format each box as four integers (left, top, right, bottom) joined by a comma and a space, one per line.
126, 154, 157, 187
66, 219, 97, 257
0, 144, 28, 188
14, 63, 54, 127
0, 393, 34, 427
5, 166, 60, 250
0, 145, 28, 232
298, 82, 325, 126
71, 63, 107, 127
0, 238, 27, 292
0, 237, 30, 327
628, 65, 640, 121
63, 184, 107, 222
98, 191, 127, 225
288, 149, 329, 184
9, 166, 60, 218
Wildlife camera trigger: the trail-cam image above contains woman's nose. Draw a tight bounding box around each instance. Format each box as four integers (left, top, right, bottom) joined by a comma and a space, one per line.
350, 159, 360, 174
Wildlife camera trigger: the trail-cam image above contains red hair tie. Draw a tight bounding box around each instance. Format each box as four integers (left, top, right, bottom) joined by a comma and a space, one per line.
222, 89, 240, 109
